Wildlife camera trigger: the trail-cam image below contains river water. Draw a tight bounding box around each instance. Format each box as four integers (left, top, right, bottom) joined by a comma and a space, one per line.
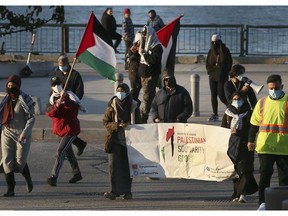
5, 5, 288, 26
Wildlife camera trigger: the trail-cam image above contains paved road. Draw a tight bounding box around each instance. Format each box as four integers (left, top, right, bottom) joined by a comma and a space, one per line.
0, 63, 286, 210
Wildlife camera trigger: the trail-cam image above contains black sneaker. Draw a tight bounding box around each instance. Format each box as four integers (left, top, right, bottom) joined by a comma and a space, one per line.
77, 141, 87, 156
207, 114, 219, 122
122, 194, 133, 200
104, 192, 117, 200
69, 173, 83, 183
47, 176, 57, 186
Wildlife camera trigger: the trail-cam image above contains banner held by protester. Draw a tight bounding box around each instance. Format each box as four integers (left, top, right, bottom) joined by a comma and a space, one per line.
125, 123, 237, 182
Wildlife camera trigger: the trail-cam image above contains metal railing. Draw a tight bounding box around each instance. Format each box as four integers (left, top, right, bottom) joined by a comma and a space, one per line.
1, 23, 288, 56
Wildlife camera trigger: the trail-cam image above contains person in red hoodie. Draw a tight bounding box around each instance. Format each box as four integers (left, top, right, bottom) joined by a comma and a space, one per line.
45, 76, 82, 186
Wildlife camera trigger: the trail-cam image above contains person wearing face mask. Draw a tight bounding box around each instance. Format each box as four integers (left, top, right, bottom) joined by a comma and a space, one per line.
151, 70, 193, 123
221, 91, 258, 204
224, 64, 258, 110
206, 34, 232, 122
51, 55, 87, 157
102, 83, 141, 200
247, 74, 288, 210
0, 75, 35, 197
46, 76, 83, 186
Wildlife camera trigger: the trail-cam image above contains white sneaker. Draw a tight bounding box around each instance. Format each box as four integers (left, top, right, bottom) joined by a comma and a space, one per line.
232, 197, 239, 202
257, 202, 266, 211
238, 195, 247, 203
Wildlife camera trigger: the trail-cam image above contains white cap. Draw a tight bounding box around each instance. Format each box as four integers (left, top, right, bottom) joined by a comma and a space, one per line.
211, 34, 221, 42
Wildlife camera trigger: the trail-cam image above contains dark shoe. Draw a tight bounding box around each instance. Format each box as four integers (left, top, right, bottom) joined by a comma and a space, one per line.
104, 192, 117, 200
122, 194, 133, 200
77, 141, 87, 156
207, 114, 219, 122
22, 164, 33, 192
47, 176, 57, 186
4, 172, 15, 197
4, 189, 15, 197
69, 173, 83, 183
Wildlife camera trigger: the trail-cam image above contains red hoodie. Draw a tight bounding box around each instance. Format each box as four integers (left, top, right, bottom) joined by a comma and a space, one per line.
46, 94, 80, 137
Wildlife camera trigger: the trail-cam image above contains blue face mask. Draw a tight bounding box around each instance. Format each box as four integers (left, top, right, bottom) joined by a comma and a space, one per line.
116, 92, 127, 101
232, 99, 244, 109
59, 65, 68, 72
269, 89, 282, 99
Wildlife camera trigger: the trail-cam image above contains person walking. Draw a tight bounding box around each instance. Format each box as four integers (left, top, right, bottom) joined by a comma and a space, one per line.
126, 32, 141, 101
101, 7, 122, 53
206, 33, 232, 122
151, 70, 193, 123
221, 91, 258, 203
146, 9, 165, 32
0, 75, 35, 197
103, 83, 141, 200
46, 76, 83, 186
122, 8, 135, 70
51, 55, 87, 156
138, 25, 163, 123
247, 74, 288, 210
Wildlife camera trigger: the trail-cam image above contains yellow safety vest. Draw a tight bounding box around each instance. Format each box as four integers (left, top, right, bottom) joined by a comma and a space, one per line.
250, 94, 288, 155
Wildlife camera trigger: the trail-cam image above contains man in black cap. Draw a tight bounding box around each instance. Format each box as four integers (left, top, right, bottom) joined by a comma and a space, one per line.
51, 55, 87, 156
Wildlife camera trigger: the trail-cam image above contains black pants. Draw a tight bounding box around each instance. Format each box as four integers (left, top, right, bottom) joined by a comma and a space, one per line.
110, 32, 122, 50
209, 77, 227, 115
51, 136, 80, 178
258, 154, 288, 205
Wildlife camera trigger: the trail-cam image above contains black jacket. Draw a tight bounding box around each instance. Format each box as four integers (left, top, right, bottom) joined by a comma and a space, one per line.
52, 68, 84, 100
206, 42, 232, 82
224, 80, 257, 109
138, 44, 163, 78
151, 84, 193, 123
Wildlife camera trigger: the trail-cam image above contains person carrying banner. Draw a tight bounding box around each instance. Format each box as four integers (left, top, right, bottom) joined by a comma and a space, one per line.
247, 74, 288, 210
46, 76, 83, 186
206, 33, 232, 122
151, 70, 193, 123
138, 25, 163, 123
221, 91, 258, 203
0, 75, 35, 197
51, 55, 87, 156
103, 83, 141, 200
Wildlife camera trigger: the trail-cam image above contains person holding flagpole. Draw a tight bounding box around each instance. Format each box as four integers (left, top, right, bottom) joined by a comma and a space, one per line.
51, 55, 87, 157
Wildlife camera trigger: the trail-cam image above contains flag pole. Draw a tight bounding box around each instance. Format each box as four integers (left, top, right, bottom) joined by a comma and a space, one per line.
63, 57, 77, 92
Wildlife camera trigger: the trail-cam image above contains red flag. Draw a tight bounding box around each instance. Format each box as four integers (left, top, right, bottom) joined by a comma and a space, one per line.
157, 15, 183, 75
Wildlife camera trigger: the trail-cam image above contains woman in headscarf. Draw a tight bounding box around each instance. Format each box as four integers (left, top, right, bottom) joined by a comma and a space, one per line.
103, 83, 141, 200
0, 75, 35, 197
221, 91, 258, 203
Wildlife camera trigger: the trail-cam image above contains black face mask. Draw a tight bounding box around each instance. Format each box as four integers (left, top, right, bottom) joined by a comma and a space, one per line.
212, 41, 221, 50
7, 87, 19, 94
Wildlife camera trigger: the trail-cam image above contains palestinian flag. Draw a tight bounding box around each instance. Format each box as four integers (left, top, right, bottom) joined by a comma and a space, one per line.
75, 12, 117, 81
157, 15, 183, 75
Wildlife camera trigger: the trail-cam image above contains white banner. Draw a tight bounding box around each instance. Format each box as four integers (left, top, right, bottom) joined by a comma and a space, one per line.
125, 123, 237, 182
